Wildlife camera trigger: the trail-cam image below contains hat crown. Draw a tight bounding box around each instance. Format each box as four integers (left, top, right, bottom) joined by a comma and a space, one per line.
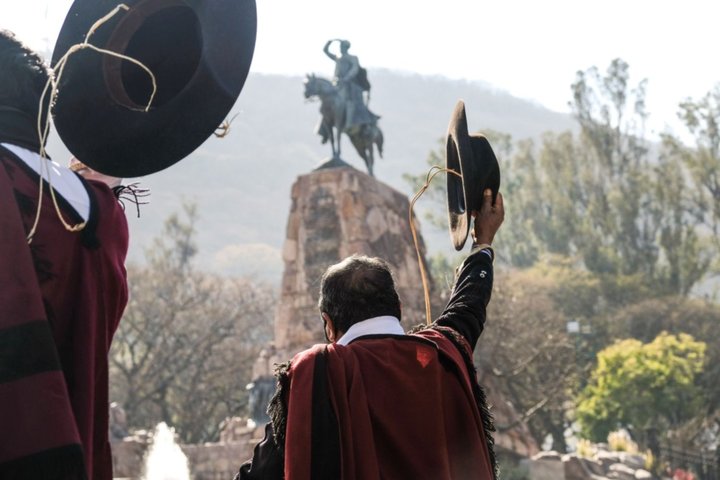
102, 1, 204, 110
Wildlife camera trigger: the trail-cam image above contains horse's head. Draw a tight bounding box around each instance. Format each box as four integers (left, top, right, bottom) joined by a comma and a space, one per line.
303, 73, 318, 99
303, 73, 335, 100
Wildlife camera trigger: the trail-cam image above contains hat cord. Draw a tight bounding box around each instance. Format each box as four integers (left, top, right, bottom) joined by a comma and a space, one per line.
409, 165, 462, 325
27, 4, 157, 244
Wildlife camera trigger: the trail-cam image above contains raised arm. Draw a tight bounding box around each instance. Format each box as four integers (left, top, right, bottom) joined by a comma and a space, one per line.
435, 190, 504, 350
323, 40, 338, 61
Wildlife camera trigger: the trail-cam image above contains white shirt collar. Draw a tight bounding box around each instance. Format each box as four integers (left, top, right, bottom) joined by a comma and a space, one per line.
336, 315, 404, 346
1, 142, 90, 222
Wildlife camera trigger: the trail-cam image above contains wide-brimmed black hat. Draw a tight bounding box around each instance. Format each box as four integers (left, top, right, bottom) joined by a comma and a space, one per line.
446, 100, 501, 250
51, 0, 257, 177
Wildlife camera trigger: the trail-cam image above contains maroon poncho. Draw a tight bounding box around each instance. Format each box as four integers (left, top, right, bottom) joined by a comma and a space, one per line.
283, 328, 495, 480
236, 247, 498, 480
0, 145, 128, 480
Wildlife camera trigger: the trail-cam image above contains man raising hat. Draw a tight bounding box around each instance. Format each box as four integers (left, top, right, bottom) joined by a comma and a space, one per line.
235, 186, 505, 479
0, 30, 129, 480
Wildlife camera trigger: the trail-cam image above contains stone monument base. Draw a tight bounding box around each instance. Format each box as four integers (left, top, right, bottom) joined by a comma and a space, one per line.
275, 164, 431, 354
314, 156, 353, 171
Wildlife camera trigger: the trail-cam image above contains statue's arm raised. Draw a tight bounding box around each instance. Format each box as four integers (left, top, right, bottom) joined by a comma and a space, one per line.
323, 40, 338, 61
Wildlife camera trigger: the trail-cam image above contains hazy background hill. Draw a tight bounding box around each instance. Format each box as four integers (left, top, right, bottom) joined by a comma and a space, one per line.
47, 69, 576, 283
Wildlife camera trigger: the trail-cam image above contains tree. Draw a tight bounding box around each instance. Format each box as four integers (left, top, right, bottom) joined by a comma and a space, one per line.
577, 332, 706, 444
403, 59, 720, 452
496, 59, 710, 296
678, 86, 720, 235
479, 264, 577, 451
407, 59, 713, 297
662, 85, 720, 269
606, 297, 720, 441
109, 204, 275, 443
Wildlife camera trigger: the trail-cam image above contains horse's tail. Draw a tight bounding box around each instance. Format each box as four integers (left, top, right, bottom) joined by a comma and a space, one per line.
375, 126, 384, 158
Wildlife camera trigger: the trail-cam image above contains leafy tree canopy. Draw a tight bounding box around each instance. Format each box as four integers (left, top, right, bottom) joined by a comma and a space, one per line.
577, 332, 706, 442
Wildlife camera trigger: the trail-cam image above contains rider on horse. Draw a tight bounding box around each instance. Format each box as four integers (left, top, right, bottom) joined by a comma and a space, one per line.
323, 39, 378, 136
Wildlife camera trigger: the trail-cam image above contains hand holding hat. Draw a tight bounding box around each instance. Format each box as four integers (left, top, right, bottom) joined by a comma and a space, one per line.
445, 100, 501, 250
472, 189, 504, 246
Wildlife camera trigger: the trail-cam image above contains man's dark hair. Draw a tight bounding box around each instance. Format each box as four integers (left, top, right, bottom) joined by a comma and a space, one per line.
318, 255, 402, 334
0, 30, 51, 120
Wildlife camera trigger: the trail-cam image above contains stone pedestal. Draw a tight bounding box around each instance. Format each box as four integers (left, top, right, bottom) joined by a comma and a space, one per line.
275, 165, 431, 353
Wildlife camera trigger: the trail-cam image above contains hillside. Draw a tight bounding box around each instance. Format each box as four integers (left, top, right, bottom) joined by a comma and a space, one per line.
46, 69, 576, 283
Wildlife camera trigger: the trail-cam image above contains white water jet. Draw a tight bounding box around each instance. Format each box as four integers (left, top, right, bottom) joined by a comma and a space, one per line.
144, 422, 191, 480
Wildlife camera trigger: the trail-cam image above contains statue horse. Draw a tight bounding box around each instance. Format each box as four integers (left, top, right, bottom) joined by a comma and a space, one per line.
303, 74, 384, 176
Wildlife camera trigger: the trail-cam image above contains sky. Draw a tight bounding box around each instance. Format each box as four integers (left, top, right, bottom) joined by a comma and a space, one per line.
3, 0, 719, 139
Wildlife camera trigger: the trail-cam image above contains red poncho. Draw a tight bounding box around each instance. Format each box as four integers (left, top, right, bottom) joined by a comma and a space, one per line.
0, 146, 128, 480
283, 328, 495, 480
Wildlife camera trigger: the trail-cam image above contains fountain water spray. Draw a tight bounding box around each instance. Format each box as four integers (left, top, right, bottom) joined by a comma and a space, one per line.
144, 422, 191, 480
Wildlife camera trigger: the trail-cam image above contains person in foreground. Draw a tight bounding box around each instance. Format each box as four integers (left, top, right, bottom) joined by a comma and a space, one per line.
0, 30, 129, 479
235, 188, 505, 480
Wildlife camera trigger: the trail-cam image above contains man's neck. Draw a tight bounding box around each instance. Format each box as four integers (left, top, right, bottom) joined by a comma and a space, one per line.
336, 316, 404, 346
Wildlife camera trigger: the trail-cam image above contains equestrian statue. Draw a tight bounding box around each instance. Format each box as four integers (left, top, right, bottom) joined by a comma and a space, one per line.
304, 39, 383, 177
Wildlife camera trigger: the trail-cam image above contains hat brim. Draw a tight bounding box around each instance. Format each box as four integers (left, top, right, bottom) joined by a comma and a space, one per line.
51, 0, 257, 177
446, 100, 501, 250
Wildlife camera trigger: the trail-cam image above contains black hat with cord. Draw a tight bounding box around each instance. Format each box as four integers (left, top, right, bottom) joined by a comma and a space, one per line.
445, 100, 501, 250
51, 0, 257, 177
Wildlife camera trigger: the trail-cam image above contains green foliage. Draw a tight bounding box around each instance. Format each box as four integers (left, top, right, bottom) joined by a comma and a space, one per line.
606, 296, 720, 421
405, 60, 720, 453
577, 332, 706, 442
530, 256, 600, 319
501, 60, 712, 296
664, 85, 720, 267
408, 60, 715, 298
678, 85, 720, 160
496, 138, 544, 267
527, 59, 655, 280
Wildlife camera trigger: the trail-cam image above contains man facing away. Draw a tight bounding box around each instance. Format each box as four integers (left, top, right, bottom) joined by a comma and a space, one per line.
236, 188, 505, 479
0, 30, 129, 480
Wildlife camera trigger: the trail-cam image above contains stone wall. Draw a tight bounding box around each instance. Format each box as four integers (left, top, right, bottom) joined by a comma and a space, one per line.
528, 450, 655, 480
